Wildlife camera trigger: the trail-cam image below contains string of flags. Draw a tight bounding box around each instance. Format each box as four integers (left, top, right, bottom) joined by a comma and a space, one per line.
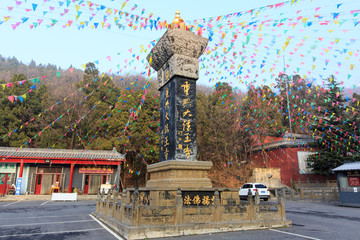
0, 0, 359, 173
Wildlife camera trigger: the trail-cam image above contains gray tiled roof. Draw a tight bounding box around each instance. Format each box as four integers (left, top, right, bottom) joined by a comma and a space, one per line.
0, 147, 124, 161
253, 138, 314, 151
333, 162, 360, 172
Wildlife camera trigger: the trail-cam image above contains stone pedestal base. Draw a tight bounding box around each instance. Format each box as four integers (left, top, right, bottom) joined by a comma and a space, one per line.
94, 211, 291, 240
94, 187, 291, 240
146, 160, 213, 189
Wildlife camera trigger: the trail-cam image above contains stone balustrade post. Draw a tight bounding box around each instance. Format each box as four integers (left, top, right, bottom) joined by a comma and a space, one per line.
214, 189, 221, 222
132, 189, 140, 227
311, 189, 315, 199
120, 189, 126, 222
247, 189, 254, 221
126, 189, 131, 204
105, 189, 112, 216
254, 190, 260, 205
112, 189, 119, 218
277, 196, 286, 220
175, 188, 183, 225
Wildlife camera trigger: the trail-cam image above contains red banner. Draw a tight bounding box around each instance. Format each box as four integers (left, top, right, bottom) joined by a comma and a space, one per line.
348, 177, 360, 187
79, 166, 113, 174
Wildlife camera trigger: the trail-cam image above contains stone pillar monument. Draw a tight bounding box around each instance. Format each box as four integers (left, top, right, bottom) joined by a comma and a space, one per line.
146, 11, 213, 188
93, 12, 291, 239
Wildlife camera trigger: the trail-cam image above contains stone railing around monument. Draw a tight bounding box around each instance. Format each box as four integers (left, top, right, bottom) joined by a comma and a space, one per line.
95, 187, 287, 228
276, 187, 339, 201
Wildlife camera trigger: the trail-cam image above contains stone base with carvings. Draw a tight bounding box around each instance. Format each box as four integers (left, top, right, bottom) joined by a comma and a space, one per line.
94, 185, 291, 240
146, 160, 213, 189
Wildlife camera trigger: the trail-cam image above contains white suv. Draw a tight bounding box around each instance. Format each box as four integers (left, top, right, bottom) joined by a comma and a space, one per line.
239, 183, 270, 201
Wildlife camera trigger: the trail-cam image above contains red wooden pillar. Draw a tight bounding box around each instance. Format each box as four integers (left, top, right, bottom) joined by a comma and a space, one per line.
19, 161, 24, 178
68, 163, 75, 193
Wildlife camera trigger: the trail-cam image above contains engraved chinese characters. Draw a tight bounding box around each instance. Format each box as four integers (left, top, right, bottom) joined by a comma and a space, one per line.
159, 80, 175, 161
176, 77, 197, 160
159, 76, 197, 161
182, 191, 217, 206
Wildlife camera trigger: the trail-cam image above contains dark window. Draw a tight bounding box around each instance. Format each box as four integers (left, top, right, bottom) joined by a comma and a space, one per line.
102, 175, 107, 184
255, 184, 267, 188
37, 175, 42, 185
85, 175, 89, 185
242, 184, 252, 189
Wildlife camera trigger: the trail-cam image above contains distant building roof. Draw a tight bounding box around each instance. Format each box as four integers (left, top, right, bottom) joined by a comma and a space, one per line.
253, 134, 314, 151
0, 147, 124, 161
333, 162, 360, 172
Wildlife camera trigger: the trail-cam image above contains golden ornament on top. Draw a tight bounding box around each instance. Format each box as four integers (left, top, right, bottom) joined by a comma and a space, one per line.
171, 10, 186, 29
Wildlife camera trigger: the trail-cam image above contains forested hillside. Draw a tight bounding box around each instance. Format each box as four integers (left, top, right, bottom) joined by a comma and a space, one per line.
0, 55, 359, 187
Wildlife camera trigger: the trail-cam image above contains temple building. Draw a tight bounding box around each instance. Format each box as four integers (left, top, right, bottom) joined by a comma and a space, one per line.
0, 147, 124, 195
251, 134, 335, 187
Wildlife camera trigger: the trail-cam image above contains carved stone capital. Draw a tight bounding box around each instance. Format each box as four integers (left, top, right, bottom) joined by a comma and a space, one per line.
157, 54, 199, 89
147, 28, 208, 75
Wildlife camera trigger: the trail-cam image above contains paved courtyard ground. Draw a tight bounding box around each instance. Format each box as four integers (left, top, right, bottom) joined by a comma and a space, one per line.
0, 200, 359, 239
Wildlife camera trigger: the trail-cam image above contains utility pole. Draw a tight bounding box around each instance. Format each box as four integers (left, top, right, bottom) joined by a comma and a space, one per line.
283, 55, 293, 141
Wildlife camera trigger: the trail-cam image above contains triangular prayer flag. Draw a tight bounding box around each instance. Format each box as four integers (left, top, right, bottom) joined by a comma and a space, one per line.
332, 13, 340, 19
7, 96, 15, 103
21, 17, 29, 23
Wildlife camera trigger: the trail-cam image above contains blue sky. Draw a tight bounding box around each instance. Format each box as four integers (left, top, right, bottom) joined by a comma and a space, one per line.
0, 0, 284, 69
0, 0, 359, 89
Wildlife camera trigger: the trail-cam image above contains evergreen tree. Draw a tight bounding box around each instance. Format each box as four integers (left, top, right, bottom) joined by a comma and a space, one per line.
0, 73, 48, 147
307, 75, 359, 175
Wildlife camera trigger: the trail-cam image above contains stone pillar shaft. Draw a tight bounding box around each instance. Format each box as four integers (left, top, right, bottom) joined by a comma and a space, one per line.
146, 26, 212, 189
147, 28, 208, 162
159, 76, 197, 161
